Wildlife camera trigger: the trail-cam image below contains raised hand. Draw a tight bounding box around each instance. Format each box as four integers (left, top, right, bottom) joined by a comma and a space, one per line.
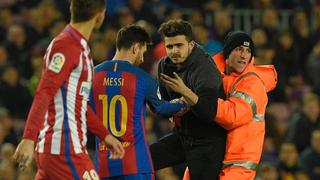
160, 72, 189, 95
161, 72, 198, 106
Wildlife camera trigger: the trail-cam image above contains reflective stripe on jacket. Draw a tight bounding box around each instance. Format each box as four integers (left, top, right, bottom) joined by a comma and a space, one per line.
212, 52, 277, 169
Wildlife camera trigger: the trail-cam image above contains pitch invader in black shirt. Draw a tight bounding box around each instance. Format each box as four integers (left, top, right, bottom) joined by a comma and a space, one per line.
150, 19, 226, 180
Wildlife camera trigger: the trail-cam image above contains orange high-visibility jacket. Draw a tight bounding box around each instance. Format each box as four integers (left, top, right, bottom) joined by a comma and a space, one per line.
213, 52, 277, 170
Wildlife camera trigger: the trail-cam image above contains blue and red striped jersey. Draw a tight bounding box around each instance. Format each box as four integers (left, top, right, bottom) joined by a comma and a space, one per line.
90, 60, 186, 177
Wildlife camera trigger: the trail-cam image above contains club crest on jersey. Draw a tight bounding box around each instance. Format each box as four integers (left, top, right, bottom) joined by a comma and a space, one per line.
48, 53, 65, 73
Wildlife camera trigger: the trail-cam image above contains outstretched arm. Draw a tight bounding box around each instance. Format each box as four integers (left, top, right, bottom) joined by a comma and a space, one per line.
146, 74, 187, 117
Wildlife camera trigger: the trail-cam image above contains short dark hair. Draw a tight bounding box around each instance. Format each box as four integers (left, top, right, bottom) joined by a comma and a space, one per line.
116, 24, 151, 51
70, 0, 106, 23
158, 19, 193, 41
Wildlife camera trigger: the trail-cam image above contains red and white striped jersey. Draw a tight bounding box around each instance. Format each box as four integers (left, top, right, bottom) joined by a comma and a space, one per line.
23, 24, 107, 155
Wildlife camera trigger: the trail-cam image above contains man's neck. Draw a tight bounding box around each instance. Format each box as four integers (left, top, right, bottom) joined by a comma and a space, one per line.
225, 67, 231, 75
112, 51, 134, 64
70, 20, 95, 40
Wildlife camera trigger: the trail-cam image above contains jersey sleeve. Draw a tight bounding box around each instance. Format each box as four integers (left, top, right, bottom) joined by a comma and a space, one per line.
23, 41, 79, 141
191, 60, 222, 123
215, 76, 267, 130
145, 75, 187, 117
86, 105, 109, 141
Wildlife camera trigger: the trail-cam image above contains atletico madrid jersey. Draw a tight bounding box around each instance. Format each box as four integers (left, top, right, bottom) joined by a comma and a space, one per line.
23, 24, 108, 155
90, 60, 186, 177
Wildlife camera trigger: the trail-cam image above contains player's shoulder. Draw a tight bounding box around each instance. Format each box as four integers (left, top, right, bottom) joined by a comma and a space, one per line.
97, 60, 155, 81
51, 31, 81, 51
94, 60, 114, 72
96, 60, 146, 73
131, 65, 154, 80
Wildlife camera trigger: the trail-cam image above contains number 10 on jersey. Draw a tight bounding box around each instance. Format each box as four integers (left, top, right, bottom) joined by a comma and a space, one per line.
98, 94, 128, 137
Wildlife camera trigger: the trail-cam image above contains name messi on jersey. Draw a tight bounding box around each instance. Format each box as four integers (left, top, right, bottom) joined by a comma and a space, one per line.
103, 77, 124, 86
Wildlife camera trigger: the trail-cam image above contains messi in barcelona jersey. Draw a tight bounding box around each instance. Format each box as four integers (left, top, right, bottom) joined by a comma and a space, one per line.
90, 60, 186, 178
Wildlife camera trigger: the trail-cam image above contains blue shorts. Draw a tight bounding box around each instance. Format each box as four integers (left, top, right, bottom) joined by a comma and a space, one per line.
101, 173, 154, 180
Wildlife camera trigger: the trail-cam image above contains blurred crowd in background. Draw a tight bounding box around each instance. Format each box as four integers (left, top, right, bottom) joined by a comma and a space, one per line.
0, 0, 320, 179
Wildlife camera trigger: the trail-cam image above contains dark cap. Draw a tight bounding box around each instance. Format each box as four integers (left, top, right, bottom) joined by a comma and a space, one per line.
223, 31, 254, 58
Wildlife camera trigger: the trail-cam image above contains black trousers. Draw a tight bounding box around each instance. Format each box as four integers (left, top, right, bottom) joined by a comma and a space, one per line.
150, 133, 225, 180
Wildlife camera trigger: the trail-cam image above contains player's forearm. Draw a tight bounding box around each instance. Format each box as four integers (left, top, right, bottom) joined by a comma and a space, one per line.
23, 87, 54, 141
151, 100, 187, 117
86, 106, 109, 141
23, 74, 63, 141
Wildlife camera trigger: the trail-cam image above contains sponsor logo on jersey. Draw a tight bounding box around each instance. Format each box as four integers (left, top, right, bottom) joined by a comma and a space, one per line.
80, 81, 91, 99
48, 53, 65, 73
